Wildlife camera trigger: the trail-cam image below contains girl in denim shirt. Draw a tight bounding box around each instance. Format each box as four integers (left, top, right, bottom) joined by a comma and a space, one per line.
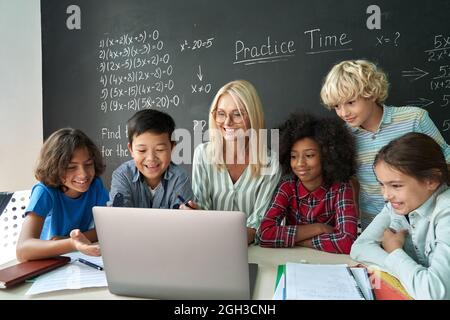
351, 132, 450, 299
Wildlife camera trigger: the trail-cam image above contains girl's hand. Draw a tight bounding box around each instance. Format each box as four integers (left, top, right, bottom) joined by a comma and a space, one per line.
179, 200, 198, 210
70, 229, 101, 256
382, 228, 407, 253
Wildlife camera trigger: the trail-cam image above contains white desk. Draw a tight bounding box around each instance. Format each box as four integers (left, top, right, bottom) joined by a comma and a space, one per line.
0, 246, 356, 300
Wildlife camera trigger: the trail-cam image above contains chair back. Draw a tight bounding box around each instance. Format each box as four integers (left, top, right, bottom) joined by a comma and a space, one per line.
0, 190, 31, 265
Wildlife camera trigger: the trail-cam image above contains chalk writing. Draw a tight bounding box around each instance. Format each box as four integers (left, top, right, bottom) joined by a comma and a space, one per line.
190, 65, 212, 94
99, 95, 181, 113
98, 30, 160, 48
180, 37, 215, 52
304, 28, 352, 54
426, 35, 450, 62
234, 36, 296, 65
375, 32, 400, 47
401, 67, 429, 82
443, 119, 450, 131
101, 125, 123, 140
442, 95, 450, 107
430, 79, 450, 90
433, 65, 450, 80
97, 29, 179, 117
406, 98, 434, 109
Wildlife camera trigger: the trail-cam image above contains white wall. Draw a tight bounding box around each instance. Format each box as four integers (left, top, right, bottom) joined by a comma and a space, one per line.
0, 0, 42, 192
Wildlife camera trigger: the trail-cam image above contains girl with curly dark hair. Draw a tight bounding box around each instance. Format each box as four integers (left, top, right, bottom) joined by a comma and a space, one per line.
16, 128, 109, 262
258, 113, 358, 254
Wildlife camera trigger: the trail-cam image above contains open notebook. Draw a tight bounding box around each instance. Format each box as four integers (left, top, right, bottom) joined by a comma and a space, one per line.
274, 263, 374, 300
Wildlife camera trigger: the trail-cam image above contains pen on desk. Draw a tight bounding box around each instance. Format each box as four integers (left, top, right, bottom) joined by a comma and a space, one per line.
78, 258, 104, 271
177, 194, 194, 209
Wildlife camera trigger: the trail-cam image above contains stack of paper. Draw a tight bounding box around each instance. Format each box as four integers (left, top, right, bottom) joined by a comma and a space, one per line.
273, 262, 373, 300
350, 267, 374, 300
25, 252, 107, 296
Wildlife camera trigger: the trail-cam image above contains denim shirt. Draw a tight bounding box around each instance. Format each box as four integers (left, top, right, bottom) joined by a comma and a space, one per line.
350, 184, 450, 299
108, 160, 194, 209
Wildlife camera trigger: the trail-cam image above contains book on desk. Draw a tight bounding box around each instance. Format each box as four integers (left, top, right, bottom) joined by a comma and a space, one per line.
0, 256, 71, 289
367, 267, 413, 300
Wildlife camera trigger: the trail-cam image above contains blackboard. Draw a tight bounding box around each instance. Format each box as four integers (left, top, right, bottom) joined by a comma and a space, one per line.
41, 0, 450, 188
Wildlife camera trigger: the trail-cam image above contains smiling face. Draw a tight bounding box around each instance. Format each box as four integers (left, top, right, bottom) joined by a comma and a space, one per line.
374, 160, 438, 215
333, 97, 381, 131
214, 93, 250, 141
128, 131, 173, 188
61, 147, 95, 198
290, 138, 323, 191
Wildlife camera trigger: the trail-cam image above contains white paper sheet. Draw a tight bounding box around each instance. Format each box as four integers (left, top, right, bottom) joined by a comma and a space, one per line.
285, 263, 365, 300
25, 252, 107, 295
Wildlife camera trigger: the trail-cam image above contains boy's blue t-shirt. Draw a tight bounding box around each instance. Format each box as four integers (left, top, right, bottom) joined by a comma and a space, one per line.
26, 177, 109, 240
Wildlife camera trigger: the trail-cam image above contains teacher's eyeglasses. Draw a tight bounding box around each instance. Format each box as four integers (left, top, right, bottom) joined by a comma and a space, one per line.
213, 109, 247, 124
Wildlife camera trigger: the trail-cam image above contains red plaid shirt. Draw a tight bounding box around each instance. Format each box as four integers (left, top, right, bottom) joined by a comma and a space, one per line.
258, 176, 358, 254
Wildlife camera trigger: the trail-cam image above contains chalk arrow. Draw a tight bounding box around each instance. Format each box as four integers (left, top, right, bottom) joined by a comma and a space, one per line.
406, 98, 434, 108
196, 65, 203, 81
401, 67, 429, 81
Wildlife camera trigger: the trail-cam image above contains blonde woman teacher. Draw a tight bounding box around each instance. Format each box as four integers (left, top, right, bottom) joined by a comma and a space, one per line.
185, 80, 281, 244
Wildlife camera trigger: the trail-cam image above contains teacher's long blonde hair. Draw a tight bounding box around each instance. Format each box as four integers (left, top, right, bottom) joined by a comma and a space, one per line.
207, 80, 269, 178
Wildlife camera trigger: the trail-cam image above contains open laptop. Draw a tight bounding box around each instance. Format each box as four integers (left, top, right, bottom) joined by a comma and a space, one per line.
93, 207, 257, 299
